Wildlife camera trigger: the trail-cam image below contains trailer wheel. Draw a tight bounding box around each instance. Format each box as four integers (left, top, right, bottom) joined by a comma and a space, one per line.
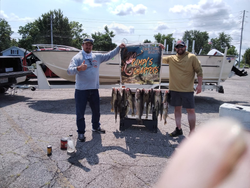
0, 87, 8, 94
218, 86, 224, 93
31, 87, 36, 91
0, 87, 5, 94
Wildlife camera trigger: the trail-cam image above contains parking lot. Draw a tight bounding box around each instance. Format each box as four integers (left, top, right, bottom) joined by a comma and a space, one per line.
0, 75, 250, 188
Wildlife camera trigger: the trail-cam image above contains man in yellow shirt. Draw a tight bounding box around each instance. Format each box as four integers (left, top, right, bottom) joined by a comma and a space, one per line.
160, 40, 203, 137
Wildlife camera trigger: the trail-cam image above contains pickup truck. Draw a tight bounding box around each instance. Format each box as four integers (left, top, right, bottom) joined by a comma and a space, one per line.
0, 56, 32, 93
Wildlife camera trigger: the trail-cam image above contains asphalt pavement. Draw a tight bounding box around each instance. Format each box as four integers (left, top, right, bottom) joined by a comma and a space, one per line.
0, 75, 250, 188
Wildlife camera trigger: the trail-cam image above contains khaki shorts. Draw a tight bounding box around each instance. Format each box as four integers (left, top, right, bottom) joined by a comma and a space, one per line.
168, 90, 195, 109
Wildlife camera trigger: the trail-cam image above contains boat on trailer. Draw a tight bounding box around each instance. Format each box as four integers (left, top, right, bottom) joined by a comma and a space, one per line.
32, 44, 245, 92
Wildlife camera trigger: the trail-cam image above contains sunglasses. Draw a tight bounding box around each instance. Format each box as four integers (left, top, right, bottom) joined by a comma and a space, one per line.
83, 39, 94, 43
176, 45, 185, 49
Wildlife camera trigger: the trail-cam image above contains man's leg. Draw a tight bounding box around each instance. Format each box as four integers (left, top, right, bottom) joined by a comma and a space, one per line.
174, 106, 182, 129
182, 92, 195, 134
186, 108, 196, 133
75, 89, 88, 134
169, 91, 183, 137
169, 106, 183, 137
88, 89, 102, 131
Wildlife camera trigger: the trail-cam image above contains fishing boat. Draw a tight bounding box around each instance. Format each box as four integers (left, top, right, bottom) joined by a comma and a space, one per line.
32, 44, 244, 92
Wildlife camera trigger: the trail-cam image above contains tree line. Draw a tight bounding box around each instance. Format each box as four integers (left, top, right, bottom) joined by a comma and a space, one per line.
0, 9, 249, 67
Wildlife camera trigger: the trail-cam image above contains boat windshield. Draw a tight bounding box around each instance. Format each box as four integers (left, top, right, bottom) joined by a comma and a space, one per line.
32, 44, 80, 51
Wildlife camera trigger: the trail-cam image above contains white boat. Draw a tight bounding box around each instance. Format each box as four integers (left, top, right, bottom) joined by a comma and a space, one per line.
32, 44, 243, 92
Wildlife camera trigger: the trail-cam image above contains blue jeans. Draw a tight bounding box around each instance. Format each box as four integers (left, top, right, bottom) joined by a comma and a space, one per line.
75, 89, 100, 134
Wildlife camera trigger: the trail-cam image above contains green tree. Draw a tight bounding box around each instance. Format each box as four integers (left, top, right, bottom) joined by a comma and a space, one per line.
10, 39, 18, 47
202, 42, 212, 55
241, 48, 250, 67
18, 9, 81, 50
18, 22, 40, 50
0, 18, 13, 52
154, 33, 175, 50
70, 21, 87, 49
227, 45, 238, 56
210, 32, 232, 54
91, 26, 117, 51
143, 39, 151, 43
182, 30, 209, 54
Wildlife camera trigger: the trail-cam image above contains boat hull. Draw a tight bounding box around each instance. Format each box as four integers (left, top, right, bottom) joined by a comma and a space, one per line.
33, 51, 236, 84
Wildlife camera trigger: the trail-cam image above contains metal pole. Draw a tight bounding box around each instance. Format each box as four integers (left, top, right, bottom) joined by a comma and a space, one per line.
119, 49, 122, 88
238, 10, 245, 67
159, 48, 163, 89
163, 39, 166, 53
172, 40, 175, 54
51, 14, 53, 48
218, 47, 228, 86
192, 40, 195, 54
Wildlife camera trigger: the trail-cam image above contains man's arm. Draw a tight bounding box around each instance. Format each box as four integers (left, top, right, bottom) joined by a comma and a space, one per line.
196, 76, 202, 94
192, 56, 203, 94
100, 43, 126, 63
67, 56, 79, 75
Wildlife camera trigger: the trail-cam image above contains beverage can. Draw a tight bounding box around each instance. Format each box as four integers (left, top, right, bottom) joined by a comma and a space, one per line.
47, 145, 52, 156
61, 137, 68, 150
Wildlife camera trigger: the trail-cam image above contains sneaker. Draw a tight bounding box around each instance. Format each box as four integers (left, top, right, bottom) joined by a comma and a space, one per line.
78, 133, 86, 142
169, 127, 183, 137
92, 127, 106, 134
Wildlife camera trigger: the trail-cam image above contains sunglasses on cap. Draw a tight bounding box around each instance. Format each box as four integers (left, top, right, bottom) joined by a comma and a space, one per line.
175, 45, 185, 49
83, 38, 94, 44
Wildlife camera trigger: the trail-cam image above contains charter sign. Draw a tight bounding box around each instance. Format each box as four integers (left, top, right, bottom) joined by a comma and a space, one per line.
120, 44, 162, 85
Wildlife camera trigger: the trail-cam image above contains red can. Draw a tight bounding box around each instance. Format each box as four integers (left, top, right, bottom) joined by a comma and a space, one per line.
61, 137, 67, 150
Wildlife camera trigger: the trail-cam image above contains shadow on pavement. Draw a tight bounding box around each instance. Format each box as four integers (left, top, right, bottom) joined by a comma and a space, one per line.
0, 94, 31, 108
194, 96, 250, 113
67, 132, 137, 171
25, 95, 250, 115
26, 97, 114, 115
66, 127, 185, 172
27, 99, 76, 115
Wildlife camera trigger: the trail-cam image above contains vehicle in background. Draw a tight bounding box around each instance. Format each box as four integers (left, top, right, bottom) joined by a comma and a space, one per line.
0, 56, 33, 93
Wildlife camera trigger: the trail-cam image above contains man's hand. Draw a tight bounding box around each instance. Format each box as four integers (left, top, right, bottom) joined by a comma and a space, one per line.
196, 76, 202, 94
119, 43, 126, 48
77, 60, 87, 71
159, 43, 165, 50
196, 84, 202, 94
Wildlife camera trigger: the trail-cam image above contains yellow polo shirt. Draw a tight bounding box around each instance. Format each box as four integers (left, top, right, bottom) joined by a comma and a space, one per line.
162, 52, 203, 92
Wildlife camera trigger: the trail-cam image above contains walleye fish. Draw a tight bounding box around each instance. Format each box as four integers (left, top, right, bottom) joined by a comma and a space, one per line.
141, 89, 145, 114
120, 88, 127, 118
162, 90, 169, 124
146, 89, 152, 118
150, 88, 155, 112
125, 88, 135, 116
154, 89, 162, 119
160, 102, 163, 121
111, 88, 117, 112
114, 89, 122, 123
143, 89, 150, 119
135, 88, 143, 121
163, 90, 168, 103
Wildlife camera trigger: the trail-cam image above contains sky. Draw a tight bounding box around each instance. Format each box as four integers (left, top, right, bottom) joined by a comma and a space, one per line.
0, 0, 249, 57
